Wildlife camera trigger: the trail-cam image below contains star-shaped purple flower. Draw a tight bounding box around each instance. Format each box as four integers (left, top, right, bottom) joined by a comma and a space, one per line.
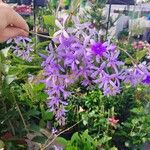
91, 42, 107, 56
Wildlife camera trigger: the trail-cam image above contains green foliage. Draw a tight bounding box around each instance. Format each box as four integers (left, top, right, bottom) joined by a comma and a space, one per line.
57, 130, 98, 150
67, 86, 150, 149
0, 41, 52, 149
83, 0, 107, 31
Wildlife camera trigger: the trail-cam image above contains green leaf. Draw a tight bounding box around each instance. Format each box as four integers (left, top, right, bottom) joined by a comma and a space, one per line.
0, 47, 10, 57
5, 75, 16, 85
29, 124, 40, 132
125, 58, 132, 65
0, 63, 9, 74
71, 132, 79, 144
43, 15, 56, 27
56, 137, 68, 147
39, 119, 46, 127
26, 109, 40, 117
33, 83, 45, 91
70, 0, 80, 12
0, 140, 5, 149
100, 135, 112, 144
32, 136, 47, 144
125, 141, 130, 147
42, 110, 53, 121
66, 145, 78, 150
82, 114, 88, 125
136, 50, 146, 61
6, 142, 12, 150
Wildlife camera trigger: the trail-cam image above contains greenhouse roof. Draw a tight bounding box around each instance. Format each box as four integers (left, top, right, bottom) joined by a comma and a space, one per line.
107, 0, 135, 5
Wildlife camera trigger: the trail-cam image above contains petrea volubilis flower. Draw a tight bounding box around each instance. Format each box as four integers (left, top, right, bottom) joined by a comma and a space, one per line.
91, 42, 107, 56
142, 75, 150, 85
40, 16, 150, 125
8, 36, 34, 62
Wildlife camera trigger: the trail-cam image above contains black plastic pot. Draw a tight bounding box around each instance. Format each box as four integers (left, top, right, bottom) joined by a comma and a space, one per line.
20, 0, 32, 5
6, 0, 17, 3
34, 0, 46, 7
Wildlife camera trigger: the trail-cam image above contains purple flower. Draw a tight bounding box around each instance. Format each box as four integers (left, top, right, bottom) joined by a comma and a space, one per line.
90, 62, 106, 78
94, 72, 122, 96
54, 17, 69, 38
105, 51, 124, 73
52, 128, 58, 135
48, 97, 61, 109
91, 42, 107, 56
107, 44, 117, 51
124, 63, 149, 86
103, 85, 121, 96
142, 75, 150, 85
8, 36, 34, 62
41, 16, 150, 126
55, 108, 67, 126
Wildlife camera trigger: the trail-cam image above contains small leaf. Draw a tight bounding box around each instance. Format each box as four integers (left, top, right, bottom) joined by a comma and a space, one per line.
33, 83, 45, 91
5, 75, 16, 85
56, 137, 68, 147
136, 50, 146, 61
42, 110, 53, 121
29, 124, 40, 132
71, 132, 79, 144
32, 136, 47, 144
43, 15, 56, 26
125, 58, 132, 64
55, 20, 63, 29
0, 47, 10, 57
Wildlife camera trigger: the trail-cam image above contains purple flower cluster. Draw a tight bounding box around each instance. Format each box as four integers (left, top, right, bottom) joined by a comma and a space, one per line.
7, 36, 34, 62
124, 63, 150, 86
41, 16, 150, 125
42, 36, 126, 124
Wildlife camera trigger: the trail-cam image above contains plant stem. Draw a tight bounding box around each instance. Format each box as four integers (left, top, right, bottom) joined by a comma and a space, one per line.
2, 100, 15, 136
29, 31, 53, 39
41, 120, 82, 150
11, 89, 29, 134
67, 0, 80, 23
118, 46, 138, 65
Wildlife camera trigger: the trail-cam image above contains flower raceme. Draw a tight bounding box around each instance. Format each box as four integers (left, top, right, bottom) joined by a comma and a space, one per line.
41, 37, 149, 125
41, 16, 150, 125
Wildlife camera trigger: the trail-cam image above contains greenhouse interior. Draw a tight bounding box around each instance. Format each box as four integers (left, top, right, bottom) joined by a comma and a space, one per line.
1, 0, 150, 149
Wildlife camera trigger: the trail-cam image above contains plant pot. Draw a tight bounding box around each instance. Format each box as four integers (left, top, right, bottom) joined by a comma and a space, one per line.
34, 0, 46, 7
6, 0, 17, 3
20, 0, 32, 5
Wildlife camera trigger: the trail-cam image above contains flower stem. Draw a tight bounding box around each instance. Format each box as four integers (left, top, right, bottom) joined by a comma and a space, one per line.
28, 31, 53, 39
41, 120, 82, 150
11, 89, 29, 134
118, 46, 138, 66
